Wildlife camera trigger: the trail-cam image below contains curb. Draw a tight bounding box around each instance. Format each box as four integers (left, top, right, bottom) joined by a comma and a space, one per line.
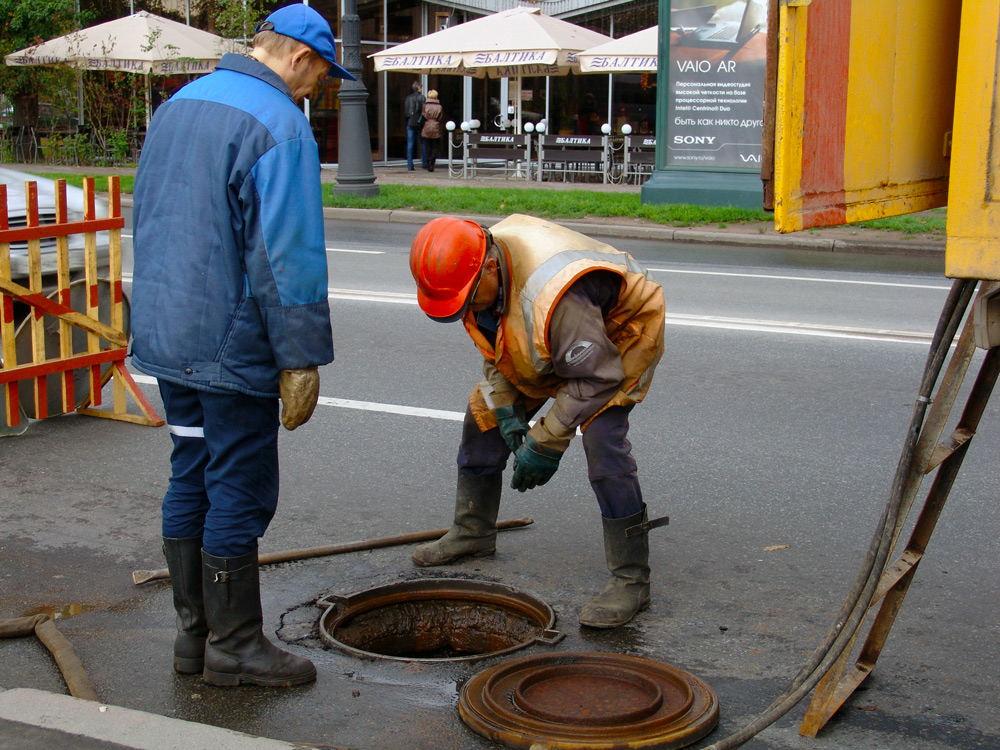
0, 688, 305, 750
319, 206, 946, 257
116, 197, 946, 258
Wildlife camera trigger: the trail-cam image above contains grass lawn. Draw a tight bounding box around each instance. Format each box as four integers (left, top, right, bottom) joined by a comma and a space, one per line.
30, 172, 947, 236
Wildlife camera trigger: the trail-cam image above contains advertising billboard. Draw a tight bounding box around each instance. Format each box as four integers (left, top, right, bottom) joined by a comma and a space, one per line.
666, 0, 767, 170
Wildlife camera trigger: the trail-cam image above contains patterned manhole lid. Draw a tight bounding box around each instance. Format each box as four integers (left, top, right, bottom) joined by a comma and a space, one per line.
459, 651, 718, 749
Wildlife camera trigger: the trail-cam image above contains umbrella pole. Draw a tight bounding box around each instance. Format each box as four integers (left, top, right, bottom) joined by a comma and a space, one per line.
545, 77, 550, 131
145, 74, 151, 128
77, 71, 85, 128
515, 73, 522, 135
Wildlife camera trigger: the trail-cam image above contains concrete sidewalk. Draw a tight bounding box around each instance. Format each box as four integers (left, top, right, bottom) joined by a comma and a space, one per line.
0, 688, 306, 749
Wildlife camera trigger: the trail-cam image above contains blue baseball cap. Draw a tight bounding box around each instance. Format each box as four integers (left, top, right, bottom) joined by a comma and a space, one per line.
256, 4, 356, 81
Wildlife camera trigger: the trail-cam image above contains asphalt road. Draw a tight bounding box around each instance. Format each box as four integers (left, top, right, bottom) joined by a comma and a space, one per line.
1, 216, 997, 750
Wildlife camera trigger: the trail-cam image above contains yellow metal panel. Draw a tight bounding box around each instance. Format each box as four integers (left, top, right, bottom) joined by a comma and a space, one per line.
889, 2, 959, 184
842, 0, 893, 205
772, 1, 809, 233
773, 0, 961, 233
844, 1, 960, 222
945, 0, 1000, 280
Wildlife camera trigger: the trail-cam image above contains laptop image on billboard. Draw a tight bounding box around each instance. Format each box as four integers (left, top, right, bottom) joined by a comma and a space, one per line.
680, 0, 765, 49
669, 4, 717, 31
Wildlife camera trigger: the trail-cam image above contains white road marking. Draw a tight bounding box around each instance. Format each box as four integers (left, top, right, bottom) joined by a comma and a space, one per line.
647, 267, 950, 290
129, 374, 464, 422
665, 313, 930, 344
324, 288, 933, 345
315, 396, 462, 421
328, 288, 417, 304
120, 238, 380, 254
118, 278, 932, 345
327, 247, 384, 254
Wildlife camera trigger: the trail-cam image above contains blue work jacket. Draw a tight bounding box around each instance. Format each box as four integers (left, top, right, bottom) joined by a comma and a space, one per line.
130, 54, 334, 398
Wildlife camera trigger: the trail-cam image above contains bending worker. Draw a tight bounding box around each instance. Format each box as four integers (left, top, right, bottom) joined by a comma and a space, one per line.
409, 214, 668, 628
131, 5, 353, 687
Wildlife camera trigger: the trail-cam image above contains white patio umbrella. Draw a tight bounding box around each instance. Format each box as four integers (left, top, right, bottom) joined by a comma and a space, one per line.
370, 6, 611, 133
4, 11, 238, 126
577, 26, 659, 73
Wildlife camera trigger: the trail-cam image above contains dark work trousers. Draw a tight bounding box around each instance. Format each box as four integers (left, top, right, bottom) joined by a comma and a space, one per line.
158, 380, 280, 557
456, 403, 643, 519
422, 136, 440, 171
406, 124, 425, 169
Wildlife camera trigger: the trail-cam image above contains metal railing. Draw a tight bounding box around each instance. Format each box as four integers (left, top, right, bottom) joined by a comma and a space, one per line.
444, 130, 656, 185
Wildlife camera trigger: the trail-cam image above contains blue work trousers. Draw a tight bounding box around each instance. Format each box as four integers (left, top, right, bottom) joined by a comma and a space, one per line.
406, 125, 425, 170
457, 403, 643, 519
158, 381, 280, 557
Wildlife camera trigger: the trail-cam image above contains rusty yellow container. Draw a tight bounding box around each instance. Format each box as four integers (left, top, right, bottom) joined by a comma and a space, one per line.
945, 0, 1000, 280
772, 0, 961, 233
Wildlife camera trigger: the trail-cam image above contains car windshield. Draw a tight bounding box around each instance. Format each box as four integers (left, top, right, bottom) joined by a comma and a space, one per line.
0, 167, 110, 281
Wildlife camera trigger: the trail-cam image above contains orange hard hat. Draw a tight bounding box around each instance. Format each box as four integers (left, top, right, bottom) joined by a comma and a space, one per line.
409, 217, 488, 322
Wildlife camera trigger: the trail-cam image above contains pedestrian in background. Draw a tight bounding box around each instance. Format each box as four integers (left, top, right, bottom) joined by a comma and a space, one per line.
131, 4, 354, 688
421, 89, 444, 172
403, 80, 426, 171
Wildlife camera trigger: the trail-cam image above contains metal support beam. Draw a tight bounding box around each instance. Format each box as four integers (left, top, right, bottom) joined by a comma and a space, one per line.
800, 281, 1000, 737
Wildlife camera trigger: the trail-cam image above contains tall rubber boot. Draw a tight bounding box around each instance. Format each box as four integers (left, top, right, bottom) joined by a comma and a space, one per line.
579, 507, 651, 628
162, 536, 208, 674
412, 471, 502, 567
201, 550, 316, 687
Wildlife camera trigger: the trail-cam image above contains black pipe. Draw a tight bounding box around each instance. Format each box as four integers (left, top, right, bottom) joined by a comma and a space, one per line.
700, 278, 977, 750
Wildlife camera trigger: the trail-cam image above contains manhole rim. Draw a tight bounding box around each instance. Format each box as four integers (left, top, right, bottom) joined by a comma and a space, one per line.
317, 577, 564, 663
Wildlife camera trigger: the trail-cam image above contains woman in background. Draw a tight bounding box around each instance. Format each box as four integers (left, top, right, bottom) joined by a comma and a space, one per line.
421, 89, 444, 172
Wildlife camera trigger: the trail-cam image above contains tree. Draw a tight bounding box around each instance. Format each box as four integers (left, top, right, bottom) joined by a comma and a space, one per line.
198, 0, 267, 42
0, 0, 86, 128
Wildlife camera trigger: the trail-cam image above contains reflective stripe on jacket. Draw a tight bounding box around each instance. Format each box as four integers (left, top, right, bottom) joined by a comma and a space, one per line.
463, 214, 664, 421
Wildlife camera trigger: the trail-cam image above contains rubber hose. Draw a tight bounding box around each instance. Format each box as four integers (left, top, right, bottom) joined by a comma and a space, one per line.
0, 614, 99, 702
699, 278, 977, 750
765, 277, 975, 706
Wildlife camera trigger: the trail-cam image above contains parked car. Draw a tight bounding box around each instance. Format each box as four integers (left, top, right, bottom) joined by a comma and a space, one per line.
1, 167, 119, 431
0, 166, 110, 286
0, 96, 13, 128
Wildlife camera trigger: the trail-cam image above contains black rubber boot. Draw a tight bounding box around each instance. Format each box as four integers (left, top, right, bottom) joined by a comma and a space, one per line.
162, 536, 208, 674
201, 549, 316, 687
412, 471, 502, 567
578, 507, 651, 628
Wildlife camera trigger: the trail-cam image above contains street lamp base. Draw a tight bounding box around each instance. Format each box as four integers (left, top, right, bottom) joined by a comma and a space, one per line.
330, 181, 380, 198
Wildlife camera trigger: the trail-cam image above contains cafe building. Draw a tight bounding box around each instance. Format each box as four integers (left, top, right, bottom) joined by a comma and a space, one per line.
302, 0, 657, 165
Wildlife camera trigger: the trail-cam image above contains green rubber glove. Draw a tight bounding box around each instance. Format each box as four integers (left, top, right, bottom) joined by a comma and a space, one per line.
510, 434, 565, 492
494, 403, 529, 452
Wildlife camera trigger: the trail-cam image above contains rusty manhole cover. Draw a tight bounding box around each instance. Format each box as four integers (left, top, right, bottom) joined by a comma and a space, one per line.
458, 652, 719, 749
318, 578, 564, 662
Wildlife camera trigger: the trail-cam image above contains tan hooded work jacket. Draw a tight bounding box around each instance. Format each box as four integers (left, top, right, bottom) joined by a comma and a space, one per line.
464, 214, 664, 432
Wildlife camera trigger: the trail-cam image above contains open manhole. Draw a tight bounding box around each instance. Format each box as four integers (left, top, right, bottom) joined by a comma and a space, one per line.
459, 651, 719, 749
318, 578, 564, 662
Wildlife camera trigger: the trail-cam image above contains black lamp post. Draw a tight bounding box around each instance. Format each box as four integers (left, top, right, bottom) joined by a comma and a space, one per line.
333, 0, 379, 196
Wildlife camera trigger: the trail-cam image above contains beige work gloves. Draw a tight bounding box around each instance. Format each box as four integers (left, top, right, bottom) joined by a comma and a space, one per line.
279, 367, 320, 430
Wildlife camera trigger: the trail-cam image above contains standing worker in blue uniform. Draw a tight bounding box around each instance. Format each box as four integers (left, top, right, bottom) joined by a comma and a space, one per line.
409, 214, 668, 628
131, 5, 355, 687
